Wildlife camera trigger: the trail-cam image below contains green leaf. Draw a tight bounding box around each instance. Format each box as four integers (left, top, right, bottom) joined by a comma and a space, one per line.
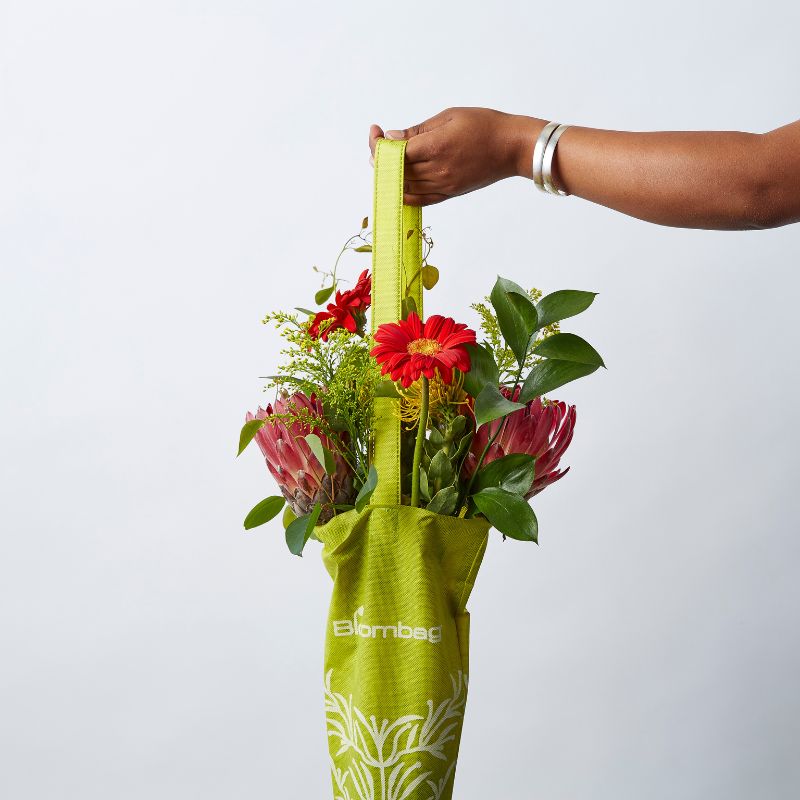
282, 505, 297, 530
361, 216, 368, 229
462, 343, 500, 399
401, 295, 418, 319
285, 503, 322, 556
315, 285, 335, 305
419, 467, 431, 502
507, 291, 538, 333
474, 453, 536, 496
295, 307, 315, 316
473, 384, 524, 427
354, 465, 378, 512
304, 433, 335, 474
520, 359, 600, 402
426, 485, 459, 515
354, 244, 372, 253
243, 496, 286, 530
532, 333, 605, 367
238, 418, 265, 456
421, 265, 439, 290
473, 488, 538, 542
428, 450, 455, 493
490, 277, 532, 366
535, 290, 597, 330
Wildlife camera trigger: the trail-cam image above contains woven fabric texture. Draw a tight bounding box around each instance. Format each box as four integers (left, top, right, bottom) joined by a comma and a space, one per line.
317, 507, 489, 800
316, 139, 488, 800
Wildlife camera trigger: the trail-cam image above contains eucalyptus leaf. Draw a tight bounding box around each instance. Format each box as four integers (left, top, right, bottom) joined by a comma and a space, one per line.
462, 343, 500, 399
490, 277, 532, 366
421, 265, 440, 290
315, 285, 335, 305
533, 332, 605, 367
295, 307, 315, 316
401, 295, 419, 319
473, 487, 538, 542
426, 486, 459, 515
519, 359, 600, 403
473, 384, 524, 427
354, 465, 378, 512
285, 503, 322, 556
535, 290, 597, 330
473, 453, 536, 496
243, 496, 286, 530
238, 418, 265, 456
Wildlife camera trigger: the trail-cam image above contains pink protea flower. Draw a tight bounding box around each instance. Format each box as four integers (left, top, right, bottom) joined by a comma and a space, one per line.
463, 388, 576, 498
246, 391, 354, 521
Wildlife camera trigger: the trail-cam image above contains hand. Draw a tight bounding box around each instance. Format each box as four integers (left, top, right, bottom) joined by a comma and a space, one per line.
368, 107, 542, 206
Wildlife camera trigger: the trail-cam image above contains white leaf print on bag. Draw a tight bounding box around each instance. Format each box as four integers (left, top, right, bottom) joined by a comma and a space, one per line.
324, 670, 467, 800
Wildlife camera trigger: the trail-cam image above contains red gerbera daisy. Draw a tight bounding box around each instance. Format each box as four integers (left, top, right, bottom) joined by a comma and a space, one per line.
309, 270, 372, 341
370, 312, 476, 388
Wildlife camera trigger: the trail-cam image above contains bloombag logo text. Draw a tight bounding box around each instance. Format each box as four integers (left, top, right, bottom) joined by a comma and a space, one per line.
332, 606, 442, 644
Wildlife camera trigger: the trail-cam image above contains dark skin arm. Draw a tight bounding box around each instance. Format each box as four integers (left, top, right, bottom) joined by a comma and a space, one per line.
368, 108, 800, 230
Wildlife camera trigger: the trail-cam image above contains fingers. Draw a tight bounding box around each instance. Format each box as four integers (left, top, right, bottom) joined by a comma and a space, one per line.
368, 124, 384, 157
403, 193, 449, 207
403, 179, 440, 193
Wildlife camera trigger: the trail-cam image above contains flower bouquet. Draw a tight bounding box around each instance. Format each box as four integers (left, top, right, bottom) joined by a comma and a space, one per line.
238, 140, 604, 800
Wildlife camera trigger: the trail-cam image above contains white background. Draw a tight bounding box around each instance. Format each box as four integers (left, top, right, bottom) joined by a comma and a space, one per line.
1, 1, 798, 798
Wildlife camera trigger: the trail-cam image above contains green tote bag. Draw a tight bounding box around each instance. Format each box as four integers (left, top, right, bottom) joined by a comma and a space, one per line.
316, 139, 490, 800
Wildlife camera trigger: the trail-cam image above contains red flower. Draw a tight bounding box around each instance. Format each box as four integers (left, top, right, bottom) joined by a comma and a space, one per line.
370, 312, 476, 388
309, 270, 372, 341
463, 387, 576, 498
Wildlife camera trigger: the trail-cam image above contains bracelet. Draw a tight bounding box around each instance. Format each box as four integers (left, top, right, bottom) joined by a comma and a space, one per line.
532, 121, 571, 196
531, 121, 559, 192
541, 123, 571, 196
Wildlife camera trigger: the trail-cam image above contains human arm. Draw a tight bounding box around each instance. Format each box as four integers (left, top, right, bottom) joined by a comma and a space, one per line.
368, 108, 800, 230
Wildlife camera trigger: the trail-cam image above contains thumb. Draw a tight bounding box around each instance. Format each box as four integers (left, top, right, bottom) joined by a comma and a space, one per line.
385, 123, 424, 140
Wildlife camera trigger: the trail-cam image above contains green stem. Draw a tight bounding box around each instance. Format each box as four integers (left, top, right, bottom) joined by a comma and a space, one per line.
461, 365, 526, 505
410, 376, 429, 507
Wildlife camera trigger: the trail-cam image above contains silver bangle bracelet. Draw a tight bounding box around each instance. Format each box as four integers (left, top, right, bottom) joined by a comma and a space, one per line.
541, 123, 571, 196
531, 121, 559, 192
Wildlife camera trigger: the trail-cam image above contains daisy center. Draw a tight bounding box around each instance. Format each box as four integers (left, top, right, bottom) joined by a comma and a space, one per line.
407, 337, 442, 356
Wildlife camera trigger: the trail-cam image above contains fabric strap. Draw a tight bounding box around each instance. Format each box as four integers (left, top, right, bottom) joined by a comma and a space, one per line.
370, 139, 423, 504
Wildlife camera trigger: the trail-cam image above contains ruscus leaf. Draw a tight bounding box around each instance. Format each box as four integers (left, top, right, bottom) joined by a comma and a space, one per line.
243, 496, 286, 530
472, 487, 538, 542
519, 359, 600, 403
462, 343, 500, 399
285, 503, 322, 556
490, 276, 534, 366
535, 290, 597, 330
533, 332, 604, 367
473, 384, 524, 427
474, 453, 536, 496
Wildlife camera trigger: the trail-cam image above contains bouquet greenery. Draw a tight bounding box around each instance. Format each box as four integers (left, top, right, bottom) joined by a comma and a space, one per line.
239, 221, 603, 554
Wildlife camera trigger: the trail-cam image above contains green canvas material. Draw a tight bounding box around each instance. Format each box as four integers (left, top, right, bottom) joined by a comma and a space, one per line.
317, 507, 489, 800
315, 139, 490, 800
370, 139, 423, 506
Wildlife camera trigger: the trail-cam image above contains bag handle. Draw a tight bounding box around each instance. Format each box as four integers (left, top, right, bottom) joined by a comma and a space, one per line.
370, 139, 423, 504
